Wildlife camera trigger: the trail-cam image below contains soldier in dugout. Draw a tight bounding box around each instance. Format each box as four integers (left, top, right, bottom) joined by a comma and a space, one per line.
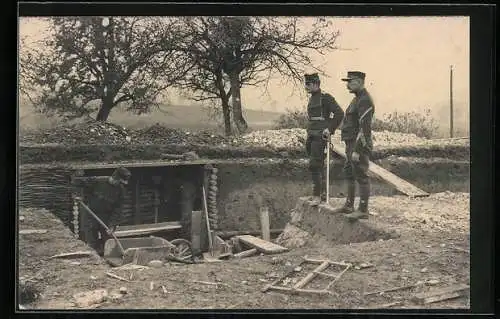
334, 71, 375, 220
87, 167, 131, 255
304, 72, 345, 204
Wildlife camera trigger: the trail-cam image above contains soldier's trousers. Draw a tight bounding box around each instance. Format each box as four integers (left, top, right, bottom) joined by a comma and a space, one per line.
306, 134, 327, 196
87, 211, 111, 255
343, 139, 371, 210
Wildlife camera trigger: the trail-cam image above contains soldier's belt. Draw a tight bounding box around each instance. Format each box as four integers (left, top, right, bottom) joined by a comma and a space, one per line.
309, 116, 325, 121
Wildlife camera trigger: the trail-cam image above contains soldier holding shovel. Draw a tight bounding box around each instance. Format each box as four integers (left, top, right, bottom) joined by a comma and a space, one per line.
334, 71, 375, 220
304, 73, 345, 205
86, 167, 131, 255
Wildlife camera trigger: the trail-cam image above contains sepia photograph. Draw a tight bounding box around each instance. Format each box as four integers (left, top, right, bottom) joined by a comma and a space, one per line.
18, 12, 473, 311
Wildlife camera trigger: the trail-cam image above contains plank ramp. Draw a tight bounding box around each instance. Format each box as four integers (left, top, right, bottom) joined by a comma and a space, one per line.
236, 235, 288, 254
330, 143, 429, 198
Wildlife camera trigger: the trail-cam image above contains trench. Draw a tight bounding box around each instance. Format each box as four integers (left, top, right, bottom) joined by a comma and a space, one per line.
215, 156, 470, 243
18, 156, 469, 249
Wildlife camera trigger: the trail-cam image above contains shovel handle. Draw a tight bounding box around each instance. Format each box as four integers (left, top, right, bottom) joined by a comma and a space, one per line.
76, 198, 126, 256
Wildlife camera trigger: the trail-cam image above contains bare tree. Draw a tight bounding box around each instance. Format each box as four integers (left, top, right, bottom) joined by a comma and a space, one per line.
173, 16, 340, 135
20, 17, 192, 122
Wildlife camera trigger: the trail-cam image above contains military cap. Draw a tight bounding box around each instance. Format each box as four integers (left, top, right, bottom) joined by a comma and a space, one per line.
341, 71, 366, 81
304, 73, 320, 83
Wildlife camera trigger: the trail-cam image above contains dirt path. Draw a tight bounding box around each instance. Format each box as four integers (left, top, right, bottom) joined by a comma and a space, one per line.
18, 192, 470, 310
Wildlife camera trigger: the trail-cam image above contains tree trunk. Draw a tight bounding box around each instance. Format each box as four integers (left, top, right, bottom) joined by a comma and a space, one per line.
221, 98, 232, 136
96, 97, 113, 122
228, 71, 248, 135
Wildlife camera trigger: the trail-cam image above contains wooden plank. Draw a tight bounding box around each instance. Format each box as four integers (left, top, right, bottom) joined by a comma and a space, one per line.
115, 221, 182, 232
48, 251, 94, 259
114, 223, 182, 237
330, 143, 429, 198
293, 261, 330, 289
236, 235, 288, 254
259, 207, 271, 241
412, 284, 469, 305
216, 229, 284, 239
19, 229, 48, 235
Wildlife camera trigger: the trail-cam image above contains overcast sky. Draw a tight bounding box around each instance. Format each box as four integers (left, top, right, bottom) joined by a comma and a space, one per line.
19, 16, 469, 130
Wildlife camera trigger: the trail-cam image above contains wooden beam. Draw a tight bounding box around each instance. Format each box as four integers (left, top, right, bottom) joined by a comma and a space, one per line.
114, 224, 182, 238
330, 143, 429, 198
236, 235, 288, 254
259, 207, 271, 241
293, 261, 330, 290
134, 179, 140, 225
412, 284, 469, 305
234, 248, 258, 259
216, 229, 284, 239
267, 286, 330, 295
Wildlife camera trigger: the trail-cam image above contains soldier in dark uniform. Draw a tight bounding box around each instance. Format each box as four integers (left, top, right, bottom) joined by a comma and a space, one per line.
304, 73, 345, 204
335, 71, 375, 220
87, 167, 131, 255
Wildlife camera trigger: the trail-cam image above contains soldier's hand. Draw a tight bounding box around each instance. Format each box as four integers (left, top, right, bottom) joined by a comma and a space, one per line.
352, 152, 360, 162
322, 129, 330, 140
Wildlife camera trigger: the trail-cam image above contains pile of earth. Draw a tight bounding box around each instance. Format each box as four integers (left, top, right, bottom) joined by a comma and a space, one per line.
130, 123, 238, 146
20, 120, 134, 145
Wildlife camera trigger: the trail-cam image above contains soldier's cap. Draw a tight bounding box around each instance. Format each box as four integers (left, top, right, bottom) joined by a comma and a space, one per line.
304, 73, 320, 83
341, 71, 366, 81
113, 167, 132, 184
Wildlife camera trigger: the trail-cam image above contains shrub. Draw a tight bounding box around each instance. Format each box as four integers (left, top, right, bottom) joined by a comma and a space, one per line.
274, 107, 440, 139
372, 109, 440, 139
273, 109, 308, 129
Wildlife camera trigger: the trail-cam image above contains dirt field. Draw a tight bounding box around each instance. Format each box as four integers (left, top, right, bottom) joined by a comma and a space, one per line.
18, 191, 469, 310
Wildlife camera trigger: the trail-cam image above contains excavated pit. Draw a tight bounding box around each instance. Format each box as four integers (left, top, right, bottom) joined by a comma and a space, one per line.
276, 197, 400, 249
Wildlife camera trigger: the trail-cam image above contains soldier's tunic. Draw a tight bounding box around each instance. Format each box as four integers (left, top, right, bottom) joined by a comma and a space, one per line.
87, 179, 127, 253
340, 88, 375, 208
306, 90, 344, 196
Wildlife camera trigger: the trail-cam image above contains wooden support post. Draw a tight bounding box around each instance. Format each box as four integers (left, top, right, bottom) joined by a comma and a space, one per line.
153, 189, 159, 224
134, 179, 140, 225
259, 206, 270, 242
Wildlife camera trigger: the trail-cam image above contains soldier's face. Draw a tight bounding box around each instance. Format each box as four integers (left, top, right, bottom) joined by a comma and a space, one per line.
346, 79, 362, 93
305, 82, 320, 93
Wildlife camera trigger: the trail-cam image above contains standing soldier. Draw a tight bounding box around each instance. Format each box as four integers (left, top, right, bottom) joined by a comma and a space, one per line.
335, 71, 375, 220
86, 167, 131, 255
304, 73, 345, 204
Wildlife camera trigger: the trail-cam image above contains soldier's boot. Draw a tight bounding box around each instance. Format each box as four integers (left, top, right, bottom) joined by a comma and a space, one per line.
333, 182, 355, 214
346, 183, 370, 220
311, 171, 322, 206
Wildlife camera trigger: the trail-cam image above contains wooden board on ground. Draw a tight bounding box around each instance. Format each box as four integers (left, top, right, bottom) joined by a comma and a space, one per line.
236, 235, 288, 254
330, 143, 429, 198
114, 221, 182, 237
412, 284, 469, 305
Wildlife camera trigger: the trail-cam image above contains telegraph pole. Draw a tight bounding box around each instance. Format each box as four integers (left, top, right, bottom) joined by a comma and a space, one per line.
449, 65, 454, 138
